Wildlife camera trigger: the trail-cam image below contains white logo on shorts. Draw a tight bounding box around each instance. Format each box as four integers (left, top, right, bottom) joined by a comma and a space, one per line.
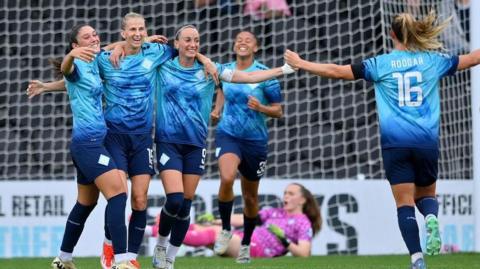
215, 147, 221, 158
98, 154, 110, 166
159, 153, 170, 166
256, 161, 267, 177
142, 59, 153, 70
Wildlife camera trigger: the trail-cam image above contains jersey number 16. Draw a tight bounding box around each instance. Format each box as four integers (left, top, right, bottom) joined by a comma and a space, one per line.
392, 71, 423, 107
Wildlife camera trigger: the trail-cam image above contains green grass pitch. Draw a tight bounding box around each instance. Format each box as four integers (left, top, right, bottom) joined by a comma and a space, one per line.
1, 253, 479, 269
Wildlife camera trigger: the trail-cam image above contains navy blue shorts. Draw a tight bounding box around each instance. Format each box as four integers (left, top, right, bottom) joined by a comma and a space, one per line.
215, 132, 268, 181
70, 141, 118, 185
104, 132, 155, 177
156, 142, 206, 175
382, 147, 438, 186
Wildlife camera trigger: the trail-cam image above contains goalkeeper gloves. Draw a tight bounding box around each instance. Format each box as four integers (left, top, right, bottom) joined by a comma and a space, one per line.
195, 213, 215, 224
268, 224, 291, 248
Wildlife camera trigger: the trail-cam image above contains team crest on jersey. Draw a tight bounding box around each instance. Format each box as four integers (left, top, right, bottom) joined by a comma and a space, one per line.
195, 70, 205, 80
142, 59, 153, 70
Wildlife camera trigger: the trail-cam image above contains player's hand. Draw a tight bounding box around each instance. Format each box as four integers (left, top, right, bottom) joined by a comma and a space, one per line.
146, 35, 169, 44
26, 80, 46, 98
109, 45, 125, 69
210, 110, 221, 124
196, 213, 215, 224
284, 49, 303, 69
69, 47, 96, 63
268, 224, 286, 239
204, 62, 219, 85
247, 96, 262, 112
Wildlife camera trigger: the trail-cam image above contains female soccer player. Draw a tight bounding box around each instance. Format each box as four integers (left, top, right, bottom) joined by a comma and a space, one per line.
95, 13, 176, 269
49, 24, 132, 269
284, 10, 480, 269
154, 183, 321, 259
99, 13, 218, 269
151, 25, 295, 269
209, 30, 283, 263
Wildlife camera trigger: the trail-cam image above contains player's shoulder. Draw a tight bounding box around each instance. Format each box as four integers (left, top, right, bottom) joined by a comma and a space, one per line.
252, 60, 270, 71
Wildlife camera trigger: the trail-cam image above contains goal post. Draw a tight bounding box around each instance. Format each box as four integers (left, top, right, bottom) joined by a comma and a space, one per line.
470, 0, 480, 253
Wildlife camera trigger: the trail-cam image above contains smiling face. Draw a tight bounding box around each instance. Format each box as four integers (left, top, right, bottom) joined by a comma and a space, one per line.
71, 25, 100, 52
175, 27, 200, 60
283, 184, 306, 213
233, 31, 258, 57
121, 17, 147, 50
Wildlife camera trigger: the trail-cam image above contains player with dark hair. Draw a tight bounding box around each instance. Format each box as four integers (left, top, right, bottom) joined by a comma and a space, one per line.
210, 30, 284, 264
48, 24, 131, 269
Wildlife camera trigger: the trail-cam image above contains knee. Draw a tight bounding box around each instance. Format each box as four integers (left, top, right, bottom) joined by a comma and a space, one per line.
131, 193, 147, 210
164, 192, 184, 215
243, 193, 258, 207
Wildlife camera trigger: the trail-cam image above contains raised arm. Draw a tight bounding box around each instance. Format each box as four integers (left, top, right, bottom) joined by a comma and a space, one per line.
458, 49, 480, 70
284, 49, 355, 80
61, 47, 96, 75
196, 52, 219, 85
26, 79, 66, 98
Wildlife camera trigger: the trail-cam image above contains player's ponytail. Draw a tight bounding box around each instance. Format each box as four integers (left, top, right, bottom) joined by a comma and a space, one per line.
49, 23, 89, 78
293, 183, 322, 235
391, 10, 450, 51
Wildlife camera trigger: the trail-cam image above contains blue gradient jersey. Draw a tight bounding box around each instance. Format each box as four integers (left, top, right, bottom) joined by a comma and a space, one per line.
217, 61, 282, 142
64, 57, 106, 144
97, 43, 175, 134
353, 50, 458, 149
156, 58, 224, 148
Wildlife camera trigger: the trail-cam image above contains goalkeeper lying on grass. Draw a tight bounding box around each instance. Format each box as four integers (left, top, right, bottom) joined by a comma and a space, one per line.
146, 183, 321, 259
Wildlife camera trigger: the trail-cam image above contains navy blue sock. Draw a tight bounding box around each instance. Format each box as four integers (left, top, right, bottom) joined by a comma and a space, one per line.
415, 196, 439, 217
106, 193, 127, 255
241, 215, 257, 246
397, 206, 422, 254
104, 206, 111, 241
158, 192, 184, 237
218, 200, 234, 231
128, 209, 147, 254
60, 202, 96, 252
170, 199, 192, 247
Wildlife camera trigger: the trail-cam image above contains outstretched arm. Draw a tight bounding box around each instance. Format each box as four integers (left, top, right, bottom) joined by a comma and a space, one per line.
26, 79, 66, 98
284, 49, 354, 80
458, 49, 480, 70
223, 64, 295, 84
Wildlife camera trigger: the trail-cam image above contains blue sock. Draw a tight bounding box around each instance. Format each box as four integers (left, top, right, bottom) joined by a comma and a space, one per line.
241, 214, 257, 245
218, 200, 234, 231
415, 196, 439, 217
158, 192, 184, 237
170, 199, 192, 247
104, 206, 111, 241
128, 209, 146, 254
397, 206, 422, 254
106, 193, 127, 255
60, 202, 96, 252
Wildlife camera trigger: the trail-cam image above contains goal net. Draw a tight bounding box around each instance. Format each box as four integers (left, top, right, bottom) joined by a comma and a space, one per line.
0, 0, 471, 180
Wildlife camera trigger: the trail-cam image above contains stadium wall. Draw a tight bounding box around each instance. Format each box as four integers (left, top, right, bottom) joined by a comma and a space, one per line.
0, 179, 474, 258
